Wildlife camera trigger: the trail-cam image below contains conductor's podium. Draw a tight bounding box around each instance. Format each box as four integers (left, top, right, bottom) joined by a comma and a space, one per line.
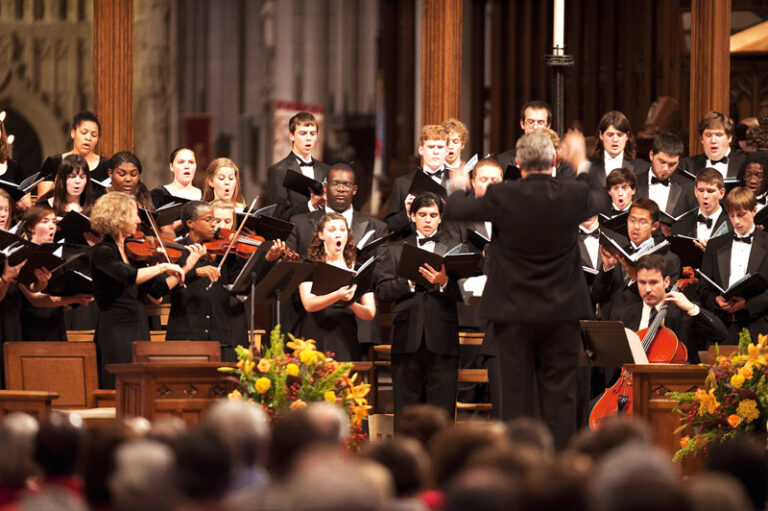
627, 363, 707, 475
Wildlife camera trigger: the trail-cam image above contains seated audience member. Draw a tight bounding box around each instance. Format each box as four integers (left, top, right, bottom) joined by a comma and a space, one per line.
568, 416, 654, 462
109, 440, 177, 511
685, 473, 752, 511
699, 186, 768, 344
704, 436, 768, 511
0, 413, 39, 506
444, 466, 517, 511
385, 125, 449, 237
607, 254, 727, 363
671, 168, 731, 247
80, 424, 138, 510
33, 413, 86, 500
395, 404, 451, 449
428, 422, 509, 489
739, 151, 768, 209
679, 111, 746, 179
172, 427, 233, 510
505, 417, 555, 457
362, 438, 430, 505
589, 111, 646, 187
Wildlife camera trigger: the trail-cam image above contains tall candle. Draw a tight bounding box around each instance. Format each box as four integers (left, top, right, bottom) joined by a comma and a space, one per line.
553, 0, 564, 55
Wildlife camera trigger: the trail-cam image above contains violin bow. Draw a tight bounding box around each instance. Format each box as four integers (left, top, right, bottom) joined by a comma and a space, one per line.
207, 197, 259, 289
145, 206, 186, 288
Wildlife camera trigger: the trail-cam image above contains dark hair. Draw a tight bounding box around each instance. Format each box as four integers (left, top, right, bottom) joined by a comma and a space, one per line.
289, 112, 318, 133
723, 186, 757, 213
362, 438, 428, 498
410, 192, 443, 216
396, 404, 450, 448
21, 204, 55, 239
605, 168, 638, 190
696, 167, 725, 189
34, 413, 83, 477
328, 163, 357, 184
53, 154, 93, 216
594, 111, 637, 160
651, 133, 685, 158
630, 197, 660, 223
306, 212, 356, 267
740, 152, 768, 196
109, 151, 142, 174
519, 100, 552, 124
635, 254, 669, 278
169, 146, 197, 164
172, 427, 232, 501
72, 111, 101, 133
705, 436, 768, 510
698, 111, 734, 137
181, 200, 211, 228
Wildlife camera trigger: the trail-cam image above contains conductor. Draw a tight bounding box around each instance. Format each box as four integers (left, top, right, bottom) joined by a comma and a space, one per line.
444, 130, 610, 449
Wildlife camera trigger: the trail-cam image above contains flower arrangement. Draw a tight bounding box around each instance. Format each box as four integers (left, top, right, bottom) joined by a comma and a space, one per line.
219, 326, 372, 451
669, 330, 768, 461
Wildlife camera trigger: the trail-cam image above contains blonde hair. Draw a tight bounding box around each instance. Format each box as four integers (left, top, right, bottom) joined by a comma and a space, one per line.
210, 198, 236, 224
91, 192, 137, 238
442, 118, 469, 145
202, 158, 245, 205
0, 189, 11, 230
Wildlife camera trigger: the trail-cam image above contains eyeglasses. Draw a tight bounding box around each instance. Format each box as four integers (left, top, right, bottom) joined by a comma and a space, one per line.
524, 119, 548, 128
328, 182, 354, 191
627, 217, 651, 227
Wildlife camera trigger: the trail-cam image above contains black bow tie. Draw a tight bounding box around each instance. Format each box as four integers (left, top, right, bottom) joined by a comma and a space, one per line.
418, 235, 439, 246
709, 156, 728, 165
697, 214, 713, 229
298, 159, 314, 167
426, 168, 445, 179
651, 176, 670, 186
626, 245, 639, 255
579, 229, 599, 241
758, 196, 767, 205
734, 233, 754, 244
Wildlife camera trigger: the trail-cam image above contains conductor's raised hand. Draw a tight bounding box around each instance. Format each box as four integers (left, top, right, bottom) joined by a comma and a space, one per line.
419, 263, 448, 286
404, 194, 416, 216
561, 129, 588, 173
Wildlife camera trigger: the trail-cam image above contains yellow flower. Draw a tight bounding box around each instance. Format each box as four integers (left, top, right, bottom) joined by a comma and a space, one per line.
236, 360, 244, 370
324, 391, 337, 403
747, 343, 767, 369
289, 399, 307, 410
759, 333, 768, 349
257, 358, 272, 373
695, 388, 720, 416
345, 380, 371, 407
736, 399, 760, 422
228, 389, 242, 400
731, 374, 745, 388
351, 403, 372, 426
300, 349, 318, 366
739, 366, 754, 380
286, 363, 299, 377
679, 436, 689, 448
286, 337, 317, 353
255, 377, 271, 394
244, 360, 255, 375
727, 414, 743, 428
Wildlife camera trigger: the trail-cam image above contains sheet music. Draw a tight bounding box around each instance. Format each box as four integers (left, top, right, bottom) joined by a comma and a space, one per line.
357, 229, 376, 249
624, 328, 649, 364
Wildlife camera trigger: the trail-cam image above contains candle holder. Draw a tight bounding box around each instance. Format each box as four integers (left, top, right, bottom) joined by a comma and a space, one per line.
545, 52, 575, 137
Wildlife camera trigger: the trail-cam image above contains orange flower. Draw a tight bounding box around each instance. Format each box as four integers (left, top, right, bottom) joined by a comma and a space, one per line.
727, 414, 743, 428
257, 358, 272, 373
679, 436, 689, 448
695, 388, 720, 416
289, 399, 307, 410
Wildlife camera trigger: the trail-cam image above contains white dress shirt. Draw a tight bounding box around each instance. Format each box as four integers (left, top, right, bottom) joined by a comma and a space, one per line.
648, 173, 671, 213
696, 208, 722, 241
604, 151, 625, 174
706, 149, 731, 179
326, 205, 354, 228
579, 226, 600, 269
639, 302, 661, 330
729, 227, 754, 288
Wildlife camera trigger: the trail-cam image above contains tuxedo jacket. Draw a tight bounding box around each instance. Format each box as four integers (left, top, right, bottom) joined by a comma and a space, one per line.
699, 229, 768, 339
679, 152, 746, 179
587, 156, 649, 188
376, 235, 462, 355
607, 300, 728, 363
444, 172, 611, 323
385, 169, 450, 238
267, 153, 330, 221
670, 209, 732, 238
635, 170, 697, 217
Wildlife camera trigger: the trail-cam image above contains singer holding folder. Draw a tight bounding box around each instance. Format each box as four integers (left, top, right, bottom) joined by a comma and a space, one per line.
298, 212, 375, 361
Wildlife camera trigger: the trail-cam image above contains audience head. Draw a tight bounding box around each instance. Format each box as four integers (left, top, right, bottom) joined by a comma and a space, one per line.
418, 125, 449, 172
203, 157, 245, 205
595, 111, 636, 160
109, 440, 177, 511
519, 100, 552, 135
70, 111, 101, 156
0, 412, 40, 487
605, 167, 637, 211
515, 131, 556, 173
409, 192, 443, 237
204, 399, 270, 473
444, 465, 518, 511
649, 133, 684, 180
505, 417, 555, 457
80, 422, 140, 509
568, 416, 653, 461
723, 186, 757, 235
698, 111, 734, 161
628, 197, 660, 245
396, 404, 450, 448
362, 437, 430, 498
740, 151, 768, 197
325, 163, 357, 213
289, 112, 319, 160
686, 472, 752, 511
695, 168, 726, 216
307, 212, 355, 266
172, 426, 233, 504
470, 158, 503, 198
168, 147, 197, 188
34, 412, 83, 478
704, 435, 768, 511
442, 118, 468, 166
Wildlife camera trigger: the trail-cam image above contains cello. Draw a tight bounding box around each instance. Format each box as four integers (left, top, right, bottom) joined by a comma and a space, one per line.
588, 266, 697, 430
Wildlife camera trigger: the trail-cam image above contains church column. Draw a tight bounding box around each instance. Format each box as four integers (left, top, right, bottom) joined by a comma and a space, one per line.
93, 0, 134, 156
421, 0, 462, 125
689, 0, 731, 151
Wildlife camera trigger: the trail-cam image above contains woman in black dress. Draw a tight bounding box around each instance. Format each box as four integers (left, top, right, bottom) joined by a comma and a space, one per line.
151, 147, 202, 209
89, 191, 185, 388
298, 212, 376, 361
39, 111, 109, 197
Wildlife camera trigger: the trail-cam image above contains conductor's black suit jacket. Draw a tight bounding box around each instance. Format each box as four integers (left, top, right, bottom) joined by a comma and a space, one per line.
444, 172, 611, 323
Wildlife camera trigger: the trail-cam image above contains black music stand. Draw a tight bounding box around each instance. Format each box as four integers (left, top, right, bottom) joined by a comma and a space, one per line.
578, 320, 645, 426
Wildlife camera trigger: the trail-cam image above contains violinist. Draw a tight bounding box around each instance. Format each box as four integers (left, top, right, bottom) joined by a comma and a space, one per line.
165, 201, 287, 361
89, 192, 185, 388
607, 254, 727, 363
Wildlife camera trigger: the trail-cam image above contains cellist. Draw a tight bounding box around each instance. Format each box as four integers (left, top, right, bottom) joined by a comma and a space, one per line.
607, 254, 727, 363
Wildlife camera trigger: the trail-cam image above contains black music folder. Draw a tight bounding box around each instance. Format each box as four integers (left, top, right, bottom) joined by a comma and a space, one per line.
282, 169, 324, 196
407, 170, 447, 200
696, 270, 768, 300
56, 210, 95, 245
310, 256, 377, 303
356, 231, 393, 258
659, 208, 698, 227
397, 242, 482, 287
0, 229, 38, 265
599, 211, 629, 237
235, 210, 294, 241
599, 231, 669, 267
0, 173, 44, 202
16, 244, 86, 287
45, 270, 94, 296
669, 234, 704, 269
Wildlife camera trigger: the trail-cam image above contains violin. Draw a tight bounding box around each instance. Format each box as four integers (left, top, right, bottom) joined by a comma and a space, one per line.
206, 228, 300, 261
588, 266, 698, 430
124, 232, 189, 262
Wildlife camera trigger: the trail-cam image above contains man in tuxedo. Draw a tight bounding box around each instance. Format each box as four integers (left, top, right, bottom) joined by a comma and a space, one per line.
376, 192, 462, 420
444, 130, 610, 449
588, 111, 647, 188
635, 133, 697, 235
608, 254, 727, 363
385, 125, 449, 238
671, 167, 731, 245
592, 198, 681, 319
443, 118, 469, 172
286, 163, 388, 345
496, 100, 551, 180
699, 187, 768, 344
267, 112, 330, 221
605, 168, 637, 216
679, 111, 746, 179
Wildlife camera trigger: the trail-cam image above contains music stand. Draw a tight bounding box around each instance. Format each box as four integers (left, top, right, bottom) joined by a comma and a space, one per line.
579, 320, 648, 426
